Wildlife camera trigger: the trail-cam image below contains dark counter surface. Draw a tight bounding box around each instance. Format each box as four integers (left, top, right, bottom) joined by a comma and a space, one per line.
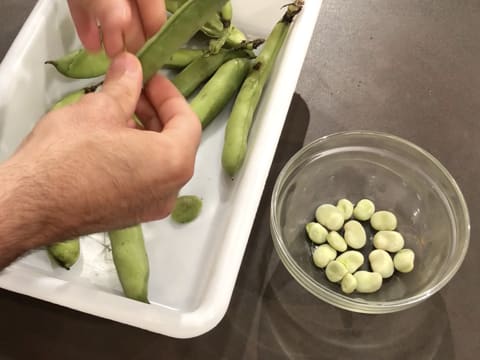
1, 1, 479, 359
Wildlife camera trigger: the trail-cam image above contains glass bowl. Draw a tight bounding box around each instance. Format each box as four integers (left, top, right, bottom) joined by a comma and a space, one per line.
270, 131, 470, 313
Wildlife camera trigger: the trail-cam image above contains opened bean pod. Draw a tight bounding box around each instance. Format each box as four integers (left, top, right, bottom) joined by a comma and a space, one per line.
138, 0, 230, 82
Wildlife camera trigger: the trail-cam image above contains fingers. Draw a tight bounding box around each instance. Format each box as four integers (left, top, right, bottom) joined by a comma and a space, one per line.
135, 93, 163, 131
70, 0, 131, 57
67, 0, 102, 52
136, 0, 167, 39
123, 0, 147, 54
100, 52, 143, 121
91, 0, 131, 56
145, 75, 201, 151
69, 0, 166, 56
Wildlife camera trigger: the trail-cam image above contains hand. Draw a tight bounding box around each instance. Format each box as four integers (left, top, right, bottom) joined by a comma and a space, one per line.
0, 52, 201, 267
67, 0, 166, 56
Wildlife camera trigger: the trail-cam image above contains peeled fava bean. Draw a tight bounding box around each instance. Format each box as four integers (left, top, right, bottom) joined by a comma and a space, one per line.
369, 249, 394, 278
306, 222, 328, 244
341, 273, 357, 294
171, 195, 203, 223
373, 231, 405, 252
326, 231, 348, 252
313, 244, 337, 268
325, 260, 348, 283
353, 199, 375, 221
336, 199, 354, 220
394, 249, 415, 273
336, 250, 364, 273
315, 204, 345, 231
344, 220, 367, 249
354, 271, 383, 293
370, 211, 398, 231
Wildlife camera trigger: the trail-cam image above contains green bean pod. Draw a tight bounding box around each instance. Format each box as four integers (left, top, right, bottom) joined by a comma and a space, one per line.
190, 58, 251, 128
221, 2, 303, 176
164, 48, 205, 69
47, 239, 80, 270
108, 225, 149, 303
172, 48, 253, 98
46, 48, 205, 79
51, 89, 87, 110
138, 0, 229, 82
45, 48, 109, 79
225, 26, 248, 47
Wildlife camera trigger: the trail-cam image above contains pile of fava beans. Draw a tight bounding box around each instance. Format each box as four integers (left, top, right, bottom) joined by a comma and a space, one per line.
305, 199, 415, 295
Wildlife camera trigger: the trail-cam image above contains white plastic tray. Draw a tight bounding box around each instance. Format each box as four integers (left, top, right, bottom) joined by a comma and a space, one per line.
0, 0, 322, 337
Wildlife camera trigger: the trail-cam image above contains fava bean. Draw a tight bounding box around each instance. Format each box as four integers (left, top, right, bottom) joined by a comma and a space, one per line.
353, 199, 375, 221
171, 195, 203, 223
354, 271, 383, 293
326, 231, 347, 252
336, 250, 364, 273
315, 204, 344, 231
393, 249, 415, 273
373, 231, 405, 253
305, 222, 328, 244
369, 249, 394, 278
336, 199, 354, 220
370, 210, 397, 231
325, 260, 348, 283
344, 220, 367, 249
312, 244, 337, 268
341, 273, 357, 294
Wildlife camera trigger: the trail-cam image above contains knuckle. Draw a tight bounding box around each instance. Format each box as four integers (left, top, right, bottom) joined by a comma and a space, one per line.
167, 147, 195, 186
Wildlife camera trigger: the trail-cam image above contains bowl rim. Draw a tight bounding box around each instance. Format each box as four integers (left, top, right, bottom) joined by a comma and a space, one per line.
270, 130, 471, 313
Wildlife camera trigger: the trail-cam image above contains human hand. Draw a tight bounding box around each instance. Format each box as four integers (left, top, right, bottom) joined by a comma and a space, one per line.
67, 0, 166, 56
0, 52, 200, 265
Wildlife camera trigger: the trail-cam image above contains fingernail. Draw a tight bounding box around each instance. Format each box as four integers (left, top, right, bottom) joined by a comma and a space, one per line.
108, 53, 137, 79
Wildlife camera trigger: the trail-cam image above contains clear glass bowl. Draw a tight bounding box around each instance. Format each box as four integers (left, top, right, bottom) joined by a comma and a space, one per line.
270, 131, 470, 313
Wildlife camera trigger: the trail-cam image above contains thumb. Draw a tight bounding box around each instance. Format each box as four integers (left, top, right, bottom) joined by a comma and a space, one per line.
100, 52, 143, 120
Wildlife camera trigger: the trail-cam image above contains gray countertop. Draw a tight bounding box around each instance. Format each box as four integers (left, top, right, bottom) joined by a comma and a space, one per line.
1, 1, 479, 359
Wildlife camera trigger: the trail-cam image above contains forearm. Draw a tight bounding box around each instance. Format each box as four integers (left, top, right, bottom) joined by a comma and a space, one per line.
0, 161, 55, 268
